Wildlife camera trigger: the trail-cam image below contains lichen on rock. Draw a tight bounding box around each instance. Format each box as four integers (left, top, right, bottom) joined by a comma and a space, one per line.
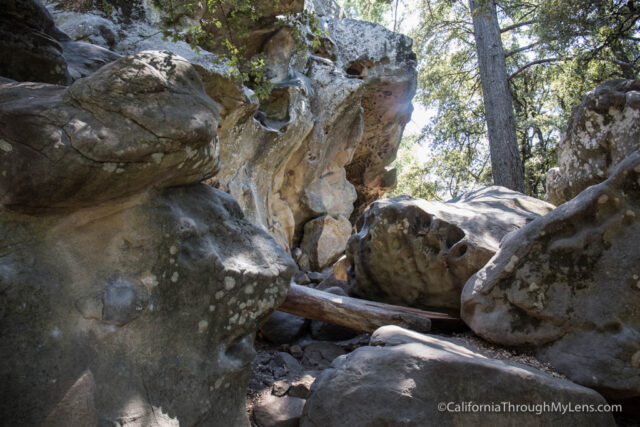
463, 150, 640, 399
546, 79, 640, 205
0, 36, 295, 425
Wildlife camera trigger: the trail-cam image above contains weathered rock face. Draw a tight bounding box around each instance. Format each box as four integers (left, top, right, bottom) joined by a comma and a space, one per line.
260, 311, 309, 345
331, 19, 417, 220
0, 0, 119, 85
209, 13, 417, 251
301, 326, 614, 427
0, 49, 295, 426
300, 215, 352, 271
1, 186, 295, 426
0, 51, 219, 210
546, 79, 640, 205
53, 0, 416, 251
347, 187, 554, 312
462, 151, 640, 399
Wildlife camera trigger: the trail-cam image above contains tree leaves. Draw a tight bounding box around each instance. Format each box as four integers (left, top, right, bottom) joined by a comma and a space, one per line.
392, 0, 638, 200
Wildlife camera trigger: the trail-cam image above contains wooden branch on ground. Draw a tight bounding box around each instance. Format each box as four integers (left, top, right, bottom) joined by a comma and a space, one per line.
278, 283, 461, 334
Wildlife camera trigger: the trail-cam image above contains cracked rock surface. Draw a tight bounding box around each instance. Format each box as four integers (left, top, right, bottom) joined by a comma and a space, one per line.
0, 51, 219, 210
0, 7, 296, 423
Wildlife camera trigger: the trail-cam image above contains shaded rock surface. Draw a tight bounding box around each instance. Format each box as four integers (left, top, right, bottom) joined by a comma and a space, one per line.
0, 183, 295, 426
300, 214, 352, 271
247, 344, 320, 427
301, 326, 615, 427
260, 311, 309, 345
463, 150, 640, 399
0, 50, 219, 210
347, 187, 554, 312
253, 394, 305, 427
0, 47, 295, 426
547, 79, 640, 205
0, 0, 119, 85
301, 342, 347, 370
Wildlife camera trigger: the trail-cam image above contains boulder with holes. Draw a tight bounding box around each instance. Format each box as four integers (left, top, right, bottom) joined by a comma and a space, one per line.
201, 5, 417, 252
347, 187, 554, 312
0, 48, 295, 426
44, 0, 418, 262
463, 151, 640, 399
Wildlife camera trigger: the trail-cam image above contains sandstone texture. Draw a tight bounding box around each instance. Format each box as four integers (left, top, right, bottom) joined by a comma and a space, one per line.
208, 13, 417, 251
300, 215, 352, 271
301, 326, 614, 426
463, 151, 640, 399
41, 0, 417, 259
0, 44, 295, 426
547, 79, 640, 205
347, 187, 554, 312
48, 2, 416, 253
0, 51, 219, 210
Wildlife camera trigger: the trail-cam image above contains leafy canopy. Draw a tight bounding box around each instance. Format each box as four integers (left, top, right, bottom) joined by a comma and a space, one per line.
349, 0, 640, 200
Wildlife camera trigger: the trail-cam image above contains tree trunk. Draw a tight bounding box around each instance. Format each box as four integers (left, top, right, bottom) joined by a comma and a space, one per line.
278, 284, 461, 334
469, 0, 525, 192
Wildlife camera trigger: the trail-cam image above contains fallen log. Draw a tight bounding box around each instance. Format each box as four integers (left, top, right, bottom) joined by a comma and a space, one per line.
278, 283, 461, 334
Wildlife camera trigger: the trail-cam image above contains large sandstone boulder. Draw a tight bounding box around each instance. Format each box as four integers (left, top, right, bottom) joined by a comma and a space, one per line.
301, 326, 614, 426
208, 13, 417, 250
44, 0, 417, 257
0, 51, 219, 210
546, 79, 640, 205
0, 51, 296, 426
347, 187, 554, 312
462, 150, 640, 399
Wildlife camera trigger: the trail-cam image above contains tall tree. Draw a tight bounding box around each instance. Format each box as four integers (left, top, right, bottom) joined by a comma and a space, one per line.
342, 0, 639, 200
469, 0, 525, 192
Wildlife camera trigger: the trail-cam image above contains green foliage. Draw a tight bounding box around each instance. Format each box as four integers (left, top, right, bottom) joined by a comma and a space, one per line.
100, 0, 115, 14
388, 137, 442, 200
534, 0, 640, 79
389, 135, 492, 200
156, 0, 328, 99
397, 0, 639, 200
281, 9, 329, 51
339, 0, 392, 23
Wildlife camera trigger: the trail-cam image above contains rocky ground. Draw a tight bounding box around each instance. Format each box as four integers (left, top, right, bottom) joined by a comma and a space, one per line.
247, 325, 640, 426
1, 0, 639, 425
246, 335, 370, 427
